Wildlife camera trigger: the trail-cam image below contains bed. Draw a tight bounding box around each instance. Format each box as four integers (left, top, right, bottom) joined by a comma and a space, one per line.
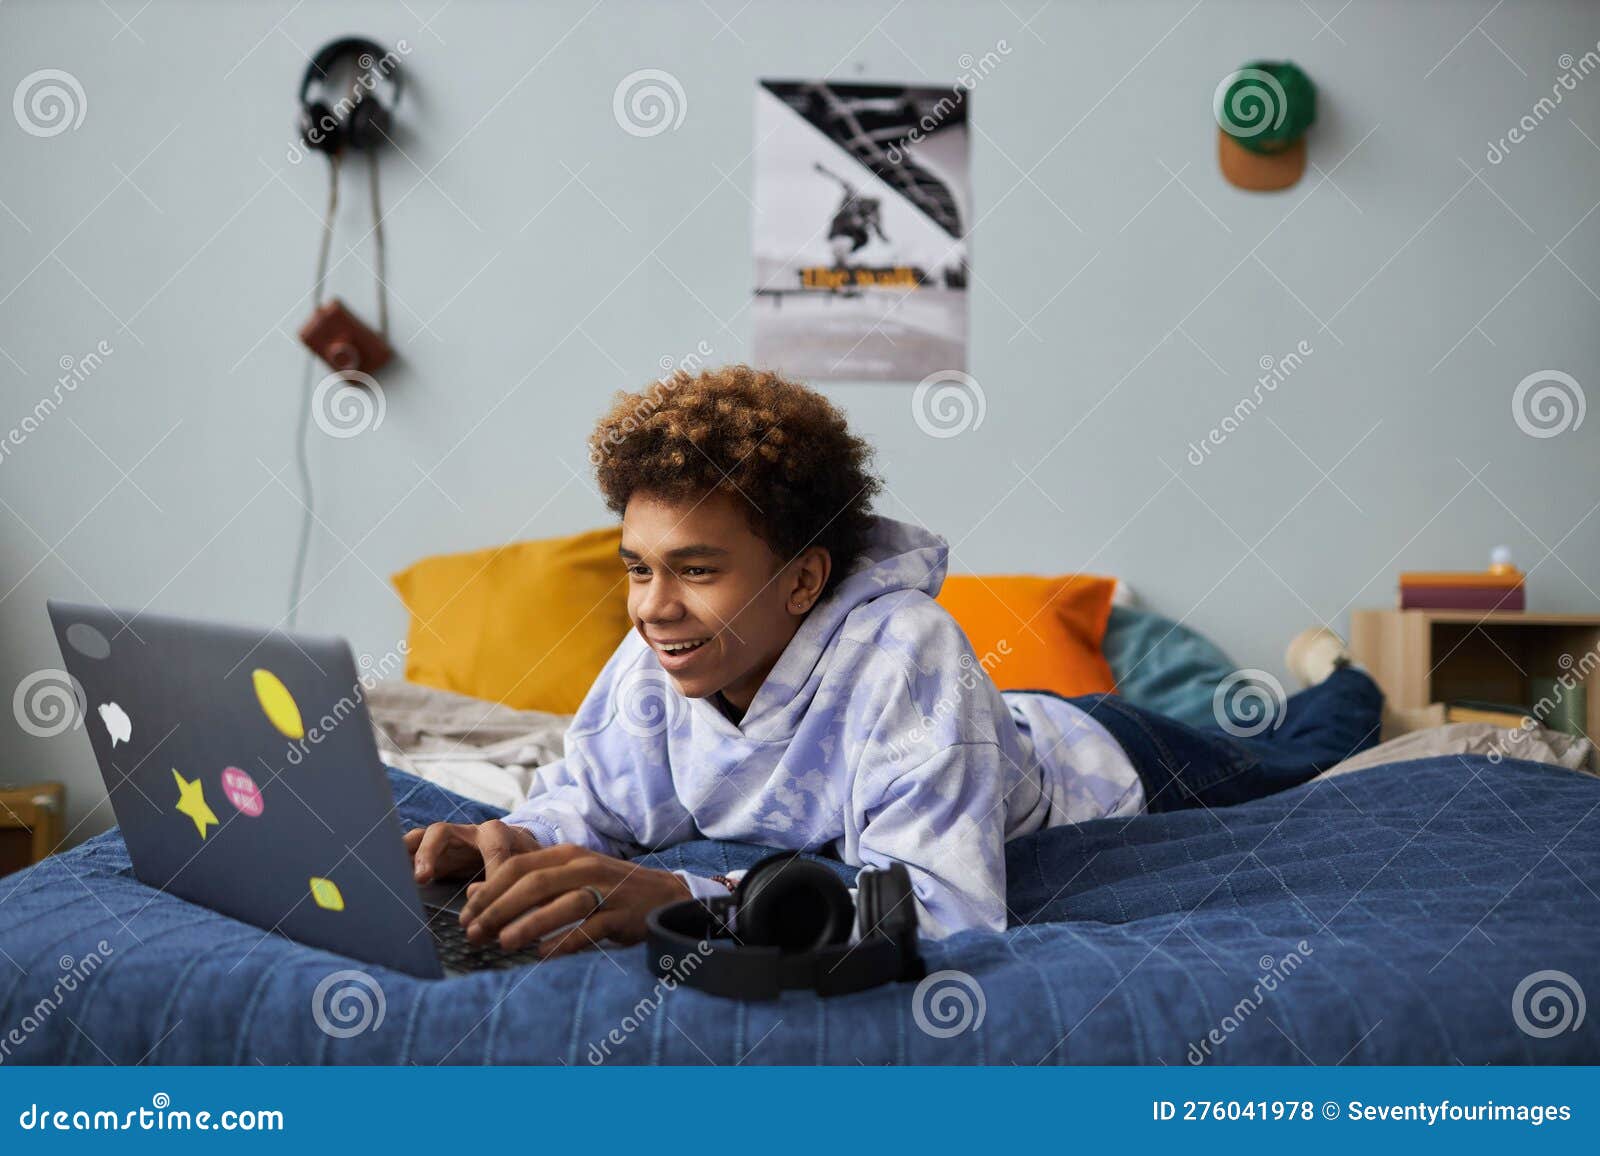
1, 752, 1596, 1064
6, 599, 1597, 1065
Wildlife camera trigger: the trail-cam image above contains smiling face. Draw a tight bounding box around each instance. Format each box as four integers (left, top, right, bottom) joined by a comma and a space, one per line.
620, 491, 830, 712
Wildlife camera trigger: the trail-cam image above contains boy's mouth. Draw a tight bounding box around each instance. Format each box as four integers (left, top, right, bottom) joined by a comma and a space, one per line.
649, 635, 713, 669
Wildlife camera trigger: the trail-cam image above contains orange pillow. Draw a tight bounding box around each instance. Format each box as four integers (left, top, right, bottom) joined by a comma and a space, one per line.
391, 525, 632, 714
935, 574, 1117, 698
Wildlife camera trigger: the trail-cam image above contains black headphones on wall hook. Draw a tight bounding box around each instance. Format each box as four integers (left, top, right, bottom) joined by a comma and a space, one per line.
298, 36, 404, 156
646, 853, 925, 1000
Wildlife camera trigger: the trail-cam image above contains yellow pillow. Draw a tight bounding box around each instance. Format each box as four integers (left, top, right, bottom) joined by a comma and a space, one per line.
391, 525, 631, 714
935, 574, 1118, 698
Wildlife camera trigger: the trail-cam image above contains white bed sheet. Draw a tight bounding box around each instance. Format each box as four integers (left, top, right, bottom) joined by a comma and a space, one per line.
364, 678, 571, 811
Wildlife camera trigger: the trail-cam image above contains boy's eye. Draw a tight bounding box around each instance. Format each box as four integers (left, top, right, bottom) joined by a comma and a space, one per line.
625, 564, 650, 578
681, 566, 713, 578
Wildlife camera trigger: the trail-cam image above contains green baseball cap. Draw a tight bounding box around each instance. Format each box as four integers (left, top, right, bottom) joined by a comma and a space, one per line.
1215, 61, 1317, 190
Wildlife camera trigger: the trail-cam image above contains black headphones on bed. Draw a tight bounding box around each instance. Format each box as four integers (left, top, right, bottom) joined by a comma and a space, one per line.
298, 37, 404, 155
646, 853, 925, 999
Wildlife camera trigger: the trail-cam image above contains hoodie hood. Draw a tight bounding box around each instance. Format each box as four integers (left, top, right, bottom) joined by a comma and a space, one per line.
812, 514, 949, 636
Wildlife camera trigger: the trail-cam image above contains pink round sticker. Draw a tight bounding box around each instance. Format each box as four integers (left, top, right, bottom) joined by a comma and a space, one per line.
220, 767, 264, 817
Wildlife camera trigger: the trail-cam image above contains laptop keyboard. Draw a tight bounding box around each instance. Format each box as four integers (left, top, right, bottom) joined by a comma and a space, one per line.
426, 905, 543, 972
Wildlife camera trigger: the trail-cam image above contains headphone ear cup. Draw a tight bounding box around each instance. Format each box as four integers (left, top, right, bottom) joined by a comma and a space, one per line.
857, 863, 913, 938
348, 98, 390, 149
301, 100, 342, 154
735, 854, 855, 952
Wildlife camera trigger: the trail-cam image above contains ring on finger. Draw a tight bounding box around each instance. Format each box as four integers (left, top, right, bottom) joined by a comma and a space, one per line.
580, 884, 605, 914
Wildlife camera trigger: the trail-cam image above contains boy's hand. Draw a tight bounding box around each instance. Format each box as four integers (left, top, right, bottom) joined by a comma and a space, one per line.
405, 819, 539, 884
457, 843, 692, 958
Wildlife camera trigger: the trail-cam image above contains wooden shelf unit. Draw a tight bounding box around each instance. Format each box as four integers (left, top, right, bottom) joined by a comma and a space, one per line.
1350, 609, 1600, 747
0, 782, 63, 877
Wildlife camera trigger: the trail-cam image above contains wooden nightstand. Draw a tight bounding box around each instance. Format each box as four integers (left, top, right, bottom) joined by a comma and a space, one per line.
1350, 610, 1600, 746
0, 782, 64, 877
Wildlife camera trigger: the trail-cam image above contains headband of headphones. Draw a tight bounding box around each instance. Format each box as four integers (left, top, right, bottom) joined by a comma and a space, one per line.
298, 37, 403, 155
298, 37, 404, 106
645, 853, 925, 1000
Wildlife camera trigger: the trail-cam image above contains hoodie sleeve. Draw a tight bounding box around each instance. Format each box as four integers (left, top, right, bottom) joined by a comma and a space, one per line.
834, 589, 1024, 940
501, 749, 639, 857
853, 741, 1010, 939
500, 635, 698, 857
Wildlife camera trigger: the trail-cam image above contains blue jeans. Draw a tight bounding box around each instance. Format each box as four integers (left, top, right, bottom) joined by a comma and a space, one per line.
1069, 668, 1384, 813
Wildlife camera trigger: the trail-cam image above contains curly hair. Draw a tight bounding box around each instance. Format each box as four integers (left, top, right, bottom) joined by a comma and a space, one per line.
590, 364, 881, 596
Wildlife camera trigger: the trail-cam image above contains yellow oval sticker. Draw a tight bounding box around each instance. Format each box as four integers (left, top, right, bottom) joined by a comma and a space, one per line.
252, 668, 305, 739
309, 876, 345, 912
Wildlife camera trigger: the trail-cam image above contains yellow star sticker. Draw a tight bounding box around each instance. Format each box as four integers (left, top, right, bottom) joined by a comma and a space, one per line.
172, 768, 218, 839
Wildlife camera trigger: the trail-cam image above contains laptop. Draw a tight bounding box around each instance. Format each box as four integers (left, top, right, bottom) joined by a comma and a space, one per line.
47, 599, 543, 979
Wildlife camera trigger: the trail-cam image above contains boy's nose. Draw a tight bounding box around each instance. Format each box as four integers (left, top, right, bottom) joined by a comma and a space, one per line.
635, 581, 684, 623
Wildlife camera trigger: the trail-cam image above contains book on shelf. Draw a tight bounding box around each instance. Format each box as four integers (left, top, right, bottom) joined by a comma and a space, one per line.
1399, 585, 1526, 611
1445, 700, 1534, 728
1398, 570, 1525, 611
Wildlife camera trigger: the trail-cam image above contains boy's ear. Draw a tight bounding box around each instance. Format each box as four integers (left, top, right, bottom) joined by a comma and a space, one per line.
787, 547, 832, 615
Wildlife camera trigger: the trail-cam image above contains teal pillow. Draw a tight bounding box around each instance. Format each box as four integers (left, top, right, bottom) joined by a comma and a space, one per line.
1101, 605, 1240, 729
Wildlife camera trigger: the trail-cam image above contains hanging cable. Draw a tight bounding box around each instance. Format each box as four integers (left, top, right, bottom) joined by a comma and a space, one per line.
368, 148, 389, 337
287, 154, 341, 630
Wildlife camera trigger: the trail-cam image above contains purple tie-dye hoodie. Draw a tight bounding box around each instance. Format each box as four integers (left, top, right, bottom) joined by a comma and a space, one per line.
503, 516, 1142, 938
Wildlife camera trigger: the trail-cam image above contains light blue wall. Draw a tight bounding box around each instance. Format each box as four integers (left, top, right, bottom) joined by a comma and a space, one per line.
3, 0, 1598, 837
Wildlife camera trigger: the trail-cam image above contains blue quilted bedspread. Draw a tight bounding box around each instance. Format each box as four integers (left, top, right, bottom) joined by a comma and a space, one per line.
2, 758, 1597, 1065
